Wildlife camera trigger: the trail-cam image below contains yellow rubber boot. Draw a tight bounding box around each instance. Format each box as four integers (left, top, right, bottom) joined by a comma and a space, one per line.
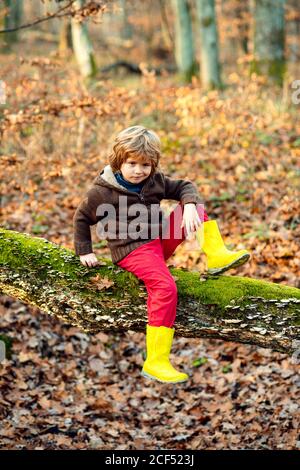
196, 220, 250, 275
141, 325, 189, 384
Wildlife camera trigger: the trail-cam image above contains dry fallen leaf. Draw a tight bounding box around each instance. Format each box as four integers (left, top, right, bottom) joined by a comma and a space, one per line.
89, 275, 115, 290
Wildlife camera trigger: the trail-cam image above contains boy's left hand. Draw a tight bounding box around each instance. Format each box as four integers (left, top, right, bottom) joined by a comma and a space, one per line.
181, 203, 202, 240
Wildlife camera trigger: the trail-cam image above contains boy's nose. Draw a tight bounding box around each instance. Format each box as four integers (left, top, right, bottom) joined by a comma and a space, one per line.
134, 167, 144, 174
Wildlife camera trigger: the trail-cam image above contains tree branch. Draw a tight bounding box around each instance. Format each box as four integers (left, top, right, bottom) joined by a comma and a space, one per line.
0, 1, 105, 35
0, 228, 299, 355
0, 1, 76, 34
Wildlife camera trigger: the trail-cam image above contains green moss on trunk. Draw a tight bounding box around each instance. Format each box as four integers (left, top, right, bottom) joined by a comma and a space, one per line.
0, 228, 299, 354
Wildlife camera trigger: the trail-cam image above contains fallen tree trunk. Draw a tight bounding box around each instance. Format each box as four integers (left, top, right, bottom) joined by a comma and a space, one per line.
0, 228, 299, 355
99, 60, 177, 76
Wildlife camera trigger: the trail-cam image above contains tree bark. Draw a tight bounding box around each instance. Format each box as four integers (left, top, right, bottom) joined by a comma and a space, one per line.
288, 0, 300, 63
0, 228, 300, 355
251, 0, 286, 86
3, 0, 23, 45
158, 0, 174, 50
195, 0, 222, 89
235, 0, 250, 54
71, 0, 97, 78
171, 0, 197, 82
58, 17, 72, 57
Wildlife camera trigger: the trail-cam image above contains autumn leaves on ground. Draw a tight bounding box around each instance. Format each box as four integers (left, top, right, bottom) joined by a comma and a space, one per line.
1, 42, 300, 450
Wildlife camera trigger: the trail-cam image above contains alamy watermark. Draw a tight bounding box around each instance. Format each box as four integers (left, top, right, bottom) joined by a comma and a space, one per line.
0, 340, 5, 362
291, 340, 300, 365
291, 80, 300, 105
94, 197, 205, 244
0, 80, 6, 105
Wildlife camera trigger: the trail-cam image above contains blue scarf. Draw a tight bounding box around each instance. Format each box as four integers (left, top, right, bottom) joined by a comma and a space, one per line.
115, 171, 145, 194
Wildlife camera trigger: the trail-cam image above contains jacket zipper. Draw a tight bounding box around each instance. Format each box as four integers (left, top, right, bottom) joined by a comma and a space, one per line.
101, 174, 153, 202
139, 186, 145, 202
114, 181, 148, 202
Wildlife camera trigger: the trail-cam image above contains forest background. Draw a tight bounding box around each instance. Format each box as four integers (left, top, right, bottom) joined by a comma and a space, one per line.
0, 0, 299, 450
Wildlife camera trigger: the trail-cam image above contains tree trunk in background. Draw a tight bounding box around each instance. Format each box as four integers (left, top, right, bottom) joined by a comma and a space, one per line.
71, 0, 97, 78
235, 0, 250, 54
59, 18, 72, 57
220, 0, 239, 64
195, 0, 222, 89
288, 0, 300, 62
3, 0, 23, 46
158, 0, 173, 50
251, 0, 286, 86
171, 0, 197, 83
40, 0, 60, 34
119, 0, 133, 40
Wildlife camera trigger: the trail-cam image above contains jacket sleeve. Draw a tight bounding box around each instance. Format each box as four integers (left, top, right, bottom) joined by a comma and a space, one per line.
163, 173, 202, 205
72, 187, 103, 256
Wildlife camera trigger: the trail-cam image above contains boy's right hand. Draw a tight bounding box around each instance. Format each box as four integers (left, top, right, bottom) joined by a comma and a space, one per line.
79, 253, 99, 267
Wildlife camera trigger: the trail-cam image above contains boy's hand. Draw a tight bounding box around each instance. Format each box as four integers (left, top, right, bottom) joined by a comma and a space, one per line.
181, 203, 202, 240
79, 253, 99, 267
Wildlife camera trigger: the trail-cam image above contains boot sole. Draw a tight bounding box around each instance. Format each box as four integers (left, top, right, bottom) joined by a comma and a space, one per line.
141, 370, 188, 384
208, 253, 250, 275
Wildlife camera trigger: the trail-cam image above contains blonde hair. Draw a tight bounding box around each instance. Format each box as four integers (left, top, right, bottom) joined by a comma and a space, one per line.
108, 125, 161, 176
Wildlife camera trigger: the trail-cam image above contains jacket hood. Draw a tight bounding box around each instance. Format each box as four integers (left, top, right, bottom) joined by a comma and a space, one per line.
93, 164, 125, 191
93, 164, 155, 191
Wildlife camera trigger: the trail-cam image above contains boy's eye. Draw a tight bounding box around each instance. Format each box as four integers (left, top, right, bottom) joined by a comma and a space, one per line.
128, 162, 150, 167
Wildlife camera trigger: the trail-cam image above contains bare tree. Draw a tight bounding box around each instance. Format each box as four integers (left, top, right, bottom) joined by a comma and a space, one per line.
71, 0, 97, 78
2, 0, 23, 46
195, 0, 222, 89
171, 0, 197, 82
251, 0, 286, 86
287, 0, 300, 62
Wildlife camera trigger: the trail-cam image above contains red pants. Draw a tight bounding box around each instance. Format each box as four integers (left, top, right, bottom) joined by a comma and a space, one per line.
116, 203, 209, 327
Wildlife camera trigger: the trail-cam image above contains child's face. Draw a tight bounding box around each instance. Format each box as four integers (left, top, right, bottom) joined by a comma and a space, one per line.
120, 156, 152, 183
